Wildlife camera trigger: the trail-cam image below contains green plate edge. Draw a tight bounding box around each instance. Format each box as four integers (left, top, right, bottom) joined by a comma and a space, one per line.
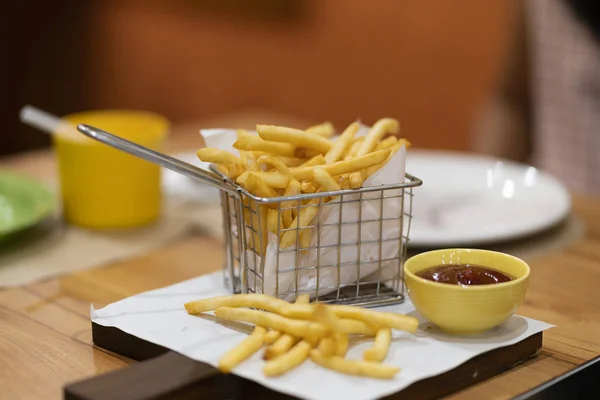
0, 170, 56, 237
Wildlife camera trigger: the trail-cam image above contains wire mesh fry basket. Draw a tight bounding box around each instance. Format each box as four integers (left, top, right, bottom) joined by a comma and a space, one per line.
216, 167, 422, 307
76, 123, 422, 308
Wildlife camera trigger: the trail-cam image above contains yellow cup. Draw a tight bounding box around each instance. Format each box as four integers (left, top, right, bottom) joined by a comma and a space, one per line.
54, 110, 169, 229
404, 249, 530, 335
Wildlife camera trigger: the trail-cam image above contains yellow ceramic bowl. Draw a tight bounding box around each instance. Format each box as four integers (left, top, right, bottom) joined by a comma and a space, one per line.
404, 249, 530, 335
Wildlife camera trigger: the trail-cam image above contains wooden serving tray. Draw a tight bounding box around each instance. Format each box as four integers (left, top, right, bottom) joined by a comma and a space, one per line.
63, 322, 543, 400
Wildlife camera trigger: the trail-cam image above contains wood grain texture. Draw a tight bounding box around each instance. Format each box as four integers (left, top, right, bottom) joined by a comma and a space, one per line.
0, 124, 599, 399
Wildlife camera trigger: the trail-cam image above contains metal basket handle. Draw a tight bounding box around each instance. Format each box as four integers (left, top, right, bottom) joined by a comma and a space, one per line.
77, 124, 241, 197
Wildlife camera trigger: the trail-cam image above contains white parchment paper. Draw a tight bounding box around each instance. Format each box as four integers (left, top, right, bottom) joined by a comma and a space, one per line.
201, 126, 409, 300
92, 271, 553, 400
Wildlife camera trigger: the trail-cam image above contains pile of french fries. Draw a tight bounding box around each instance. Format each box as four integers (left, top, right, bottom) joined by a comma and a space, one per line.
185, 293, 419, 379
196, 119, 410, 250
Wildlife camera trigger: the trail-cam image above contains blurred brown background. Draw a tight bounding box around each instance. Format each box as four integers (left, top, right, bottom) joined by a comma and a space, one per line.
3, 0, 516, 156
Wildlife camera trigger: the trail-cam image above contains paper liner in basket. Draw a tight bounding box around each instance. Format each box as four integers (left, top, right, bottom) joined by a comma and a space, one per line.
200, 126, 408, 300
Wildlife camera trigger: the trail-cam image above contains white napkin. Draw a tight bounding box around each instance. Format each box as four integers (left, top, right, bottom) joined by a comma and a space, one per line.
92, 271, 553, 400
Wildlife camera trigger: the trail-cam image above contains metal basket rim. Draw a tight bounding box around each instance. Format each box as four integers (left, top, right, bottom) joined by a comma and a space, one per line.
209, 164, 423, 203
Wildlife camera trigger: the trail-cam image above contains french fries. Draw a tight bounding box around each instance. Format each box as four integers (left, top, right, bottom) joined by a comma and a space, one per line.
257, 125, 332, 154
281, 179, 301, 227
186, 292, 417, 380
264, 294, 310, 360
267, 209, 282, 235
324, 122, 359, 164
214, 307, 329, 340
363, 328, 392, 362
310, 350, 400, 379
301, 154, 326, 167
237, 171, 290, 190
264, 329, 282, 344
191, 119, 414, 381
313, 167, 341, 192
196, 148, 242, 166
219, 326, 266, 373
233, 135, 296, 157
263, 340, 313, 376
349, 118, 400, 188
305, 121, 335, 138
257, 154, 292, 176
334, 333, 349, 357
318, 337, 336, 356
280, 199, 320, 248
198, 117, 409, 260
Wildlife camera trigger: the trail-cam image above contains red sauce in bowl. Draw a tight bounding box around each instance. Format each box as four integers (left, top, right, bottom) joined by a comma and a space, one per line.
415, 264, 514, 286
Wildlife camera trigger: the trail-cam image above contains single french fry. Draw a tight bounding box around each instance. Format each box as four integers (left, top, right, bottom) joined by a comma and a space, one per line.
337, 174, 351, 190
226, 164, 246, 180
264, 330, 282, 344
282, 302, 418, 332
336, 318, 378, 336
218, 326, 266, 373
313, 167, 341, 192
326, 149, 391, 177
243, 172, 280, 198
301, 154, 327, 167
375, 135, 398, 151
303, 148, 323, 159
310, 350, 400, 379
251, 152, 307, 167
257, 155, 292, 176
356, 118, 400, 157
324, 122, 359, 164
300, 181, 317, 194
286, 149, 390, 181
245, 152, 262, 172
313, 304, 378, 335
306, 121, 335, 138
349, 170, 365, 189
281, 179, 301, 227
237, 171, 289, 190
299, 227, 312, 249
397, 138, 411, 149
257, 124, 332, 154
184, 293, 314, 317
318, 337, 335, 356
328, 304, 419, 333
263, 340, 313, 377
245, 200, 268, 255
295, 294, 310, 304
264, 334, 298, 360
349, 120, 400, 186
234, 135, 296, 157
363, 328, 392, 362
267, 209, 282, 235
196, 148, 242, 166
364, 140, 408, 179
294, 149, 391, 181
236, 128, 251, 139
343, 138, 364, 160
214, 307, 329, 340
280, 199, 320, 248
334, 333, 349, 357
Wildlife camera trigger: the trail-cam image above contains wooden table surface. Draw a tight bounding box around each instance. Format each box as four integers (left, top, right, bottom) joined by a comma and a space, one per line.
1, 126, 599, 400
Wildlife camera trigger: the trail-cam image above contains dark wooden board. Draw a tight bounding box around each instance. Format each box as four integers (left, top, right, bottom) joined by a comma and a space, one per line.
63, 322, 543, 400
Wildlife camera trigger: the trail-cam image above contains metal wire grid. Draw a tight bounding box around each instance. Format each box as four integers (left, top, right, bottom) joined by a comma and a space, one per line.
218, 169, 421, 307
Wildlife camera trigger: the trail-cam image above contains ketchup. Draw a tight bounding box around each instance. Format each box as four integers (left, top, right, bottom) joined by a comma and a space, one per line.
415, 264, 514, 286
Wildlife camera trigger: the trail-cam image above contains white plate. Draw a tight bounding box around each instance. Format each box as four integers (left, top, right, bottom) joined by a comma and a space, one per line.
406, 150, 571, 247
161, 151, 221, 204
